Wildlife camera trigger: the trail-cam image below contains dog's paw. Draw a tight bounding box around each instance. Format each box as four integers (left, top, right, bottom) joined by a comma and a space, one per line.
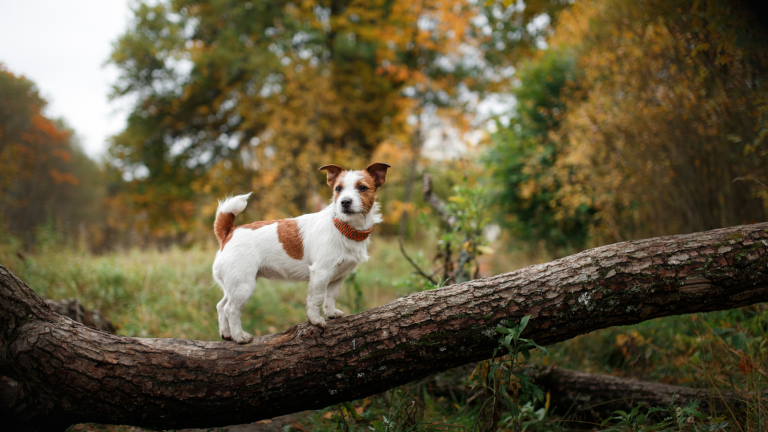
326, 309, 345, 319
232, 332, 254, 344
308, 316, 327, 328
221, 334, 233, 341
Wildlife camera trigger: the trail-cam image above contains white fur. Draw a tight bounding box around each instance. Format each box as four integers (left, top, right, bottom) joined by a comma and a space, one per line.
212, 171, 382, 343
217, 193, 251, 215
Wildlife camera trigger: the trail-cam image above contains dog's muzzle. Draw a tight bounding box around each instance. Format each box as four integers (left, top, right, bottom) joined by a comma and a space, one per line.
340, 198, 354, 214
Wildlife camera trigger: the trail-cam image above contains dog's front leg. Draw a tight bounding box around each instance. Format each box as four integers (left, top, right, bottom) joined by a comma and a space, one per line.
307, 266, 332, 328
324, 277, 345, 319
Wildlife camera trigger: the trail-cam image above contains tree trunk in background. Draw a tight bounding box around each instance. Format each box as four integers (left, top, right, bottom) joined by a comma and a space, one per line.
398, 122, 422, 237
1, 223, 766, 431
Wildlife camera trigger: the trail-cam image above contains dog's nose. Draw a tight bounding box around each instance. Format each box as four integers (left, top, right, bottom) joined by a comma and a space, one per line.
341, 198, 352, 208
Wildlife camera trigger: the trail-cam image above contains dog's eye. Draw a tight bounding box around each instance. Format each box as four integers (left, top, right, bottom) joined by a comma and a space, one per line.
357, 185, 368, 192
335, 186, 342, 193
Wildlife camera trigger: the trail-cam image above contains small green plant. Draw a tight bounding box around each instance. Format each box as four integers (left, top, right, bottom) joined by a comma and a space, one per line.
399, 172, 492, 291
329, 401, 363, 432
598, 400, 707, 432
369, 390, 423, 432
440, 181, 492, 284
470, 315, 548, 432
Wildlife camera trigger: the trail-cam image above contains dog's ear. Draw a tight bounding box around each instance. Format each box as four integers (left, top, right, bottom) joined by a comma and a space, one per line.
318, 164, 345, 187
365, 162, 391, 187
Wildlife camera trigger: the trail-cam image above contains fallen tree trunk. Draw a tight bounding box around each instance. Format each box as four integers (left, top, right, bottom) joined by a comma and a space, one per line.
0, 299, 116, 422
1, 223, 766, 431
531, 366, 768, 422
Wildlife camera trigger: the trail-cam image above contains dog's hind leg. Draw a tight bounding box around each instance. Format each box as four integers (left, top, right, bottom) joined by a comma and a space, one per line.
216, 294, 232, 340
324, 276, 345, 319
212, 259, 233, 340
224, 279, 257, 344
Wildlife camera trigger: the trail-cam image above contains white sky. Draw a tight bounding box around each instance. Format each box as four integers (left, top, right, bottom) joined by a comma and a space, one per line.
0, 0, 132, 158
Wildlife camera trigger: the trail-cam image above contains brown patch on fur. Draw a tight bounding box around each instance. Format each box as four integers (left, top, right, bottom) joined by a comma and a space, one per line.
277, 219, 304, 260
214, 212, 236, 249
318, 164, 346, 187
220, 219, 278, 250
331, 172, 347, 204
356, 171, 378, 214
364, 162, 391, 187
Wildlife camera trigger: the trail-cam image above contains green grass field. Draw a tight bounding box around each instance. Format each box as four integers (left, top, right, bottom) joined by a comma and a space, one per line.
1, 237, 766, 431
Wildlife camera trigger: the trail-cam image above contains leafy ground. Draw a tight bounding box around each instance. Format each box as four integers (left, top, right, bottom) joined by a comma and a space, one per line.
1, 237, 766, 431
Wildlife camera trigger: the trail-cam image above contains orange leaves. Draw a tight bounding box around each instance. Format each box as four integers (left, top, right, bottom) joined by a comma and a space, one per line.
48, 169, 79, 186
1, 65, 106, 246
738, 355, 756, 374
51, 148, 72, 163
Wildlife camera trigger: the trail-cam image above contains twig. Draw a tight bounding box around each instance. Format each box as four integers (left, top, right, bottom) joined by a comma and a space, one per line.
423, 173, 457, 227
398, 237, 437, 286
734, 176, 768, 191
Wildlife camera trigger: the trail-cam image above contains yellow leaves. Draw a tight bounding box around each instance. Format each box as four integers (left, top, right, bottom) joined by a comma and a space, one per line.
387, 200, 416, 223
322, 398, 371, 420
691, 42, 710, 58
535, 0, 768, 243
614, 330, 649, 361
476, 245, 495, 255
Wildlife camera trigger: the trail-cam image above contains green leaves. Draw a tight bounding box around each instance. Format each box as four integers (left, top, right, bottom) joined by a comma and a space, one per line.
484, 49, 594, 254
598, 400, 707, 432
471, 315, 548, 431
493, 314, 548, 362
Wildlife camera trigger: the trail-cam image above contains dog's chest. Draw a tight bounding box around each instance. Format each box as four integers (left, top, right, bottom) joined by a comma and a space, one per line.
331, 259, 359, 280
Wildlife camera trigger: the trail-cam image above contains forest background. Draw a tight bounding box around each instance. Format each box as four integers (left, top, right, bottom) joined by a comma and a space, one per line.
1, 0, 767, 430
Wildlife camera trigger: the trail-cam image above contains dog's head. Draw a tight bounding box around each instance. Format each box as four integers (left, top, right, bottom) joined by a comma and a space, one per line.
318, 163, 390, 217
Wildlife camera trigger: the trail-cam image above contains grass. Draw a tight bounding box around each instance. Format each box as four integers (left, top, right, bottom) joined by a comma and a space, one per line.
2, 234, 766, 431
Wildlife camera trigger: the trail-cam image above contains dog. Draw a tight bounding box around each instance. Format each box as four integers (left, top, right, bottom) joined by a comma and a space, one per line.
211, 162, 390, 343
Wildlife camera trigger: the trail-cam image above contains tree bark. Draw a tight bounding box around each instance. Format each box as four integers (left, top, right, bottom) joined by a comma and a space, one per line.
1, 223, 766, 431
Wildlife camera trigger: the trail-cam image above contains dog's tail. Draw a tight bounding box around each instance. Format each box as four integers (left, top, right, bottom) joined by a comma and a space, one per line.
214, 193, 252, 248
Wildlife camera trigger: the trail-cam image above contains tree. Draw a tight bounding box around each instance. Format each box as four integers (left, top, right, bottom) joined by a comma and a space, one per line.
108, 0, 469, 238
485, 49, 594, 253
106, 0, 575, 242
0, 65, 104, 249
485, 0, 768, 247
1, 222, 766, 431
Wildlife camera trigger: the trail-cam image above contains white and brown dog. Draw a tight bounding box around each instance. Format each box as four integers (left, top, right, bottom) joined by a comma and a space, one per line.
212, 162, 390, 343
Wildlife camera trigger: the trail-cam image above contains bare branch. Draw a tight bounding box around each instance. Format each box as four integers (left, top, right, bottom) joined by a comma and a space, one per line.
398, 237, 438, 286
422, 173, 456, 227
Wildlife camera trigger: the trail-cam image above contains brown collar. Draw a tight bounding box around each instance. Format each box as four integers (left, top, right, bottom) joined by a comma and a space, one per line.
334, 218, 373, 241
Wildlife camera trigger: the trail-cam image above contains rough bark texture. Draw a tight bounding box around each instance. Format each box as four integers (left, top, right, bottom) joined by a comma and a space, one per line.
0, 299, 116, 423
44, 298, 116, 335
531, 366, 767, 421
0, 223, 766, 431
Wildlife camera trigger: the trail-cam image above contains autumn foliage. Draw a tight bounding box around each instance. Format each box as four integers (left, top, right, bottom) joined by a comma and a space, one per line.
103, 0, 573, 242
488, 0, 768, 251
2, 0, 768, 251
0, 66, 104, 248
